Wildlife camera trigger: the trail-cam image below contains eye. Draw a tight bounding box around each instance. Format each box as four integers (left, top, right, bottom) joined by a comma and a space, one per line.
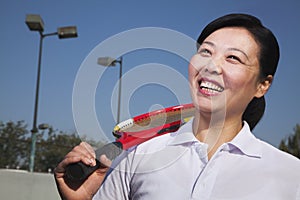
227, 55, 243, 64
198, 48, 211, 57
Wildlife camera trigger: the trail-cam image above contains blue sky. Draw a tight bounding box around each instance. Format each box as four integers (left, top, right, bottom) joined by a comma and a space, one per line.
1, 0, 299, 147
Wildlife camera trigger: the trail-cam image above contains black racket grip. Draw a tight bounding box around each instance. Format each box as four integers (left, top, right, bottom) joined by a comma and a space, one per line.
64, 141, 123, 183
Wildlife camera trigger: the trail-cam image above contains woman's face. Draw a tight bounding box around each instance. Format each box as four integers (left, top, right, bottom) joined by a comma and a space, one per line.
189, 27, 265, 119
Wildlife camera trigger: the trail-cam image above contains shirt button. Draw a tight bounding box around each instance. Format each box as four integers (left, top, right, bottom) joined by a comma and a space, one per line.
196, 146, 205, 154
194, 145, 207, 160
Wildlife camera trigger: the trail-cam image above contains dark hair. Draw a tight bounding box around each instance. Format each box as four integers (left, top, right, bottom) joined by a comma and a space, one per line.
196, 13, 280, 130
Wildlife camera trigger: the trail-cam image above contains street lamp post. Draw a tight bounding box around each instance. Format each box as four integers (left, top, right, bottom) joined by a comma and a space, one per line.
97, 56, 123, 124
25, 14, 78, 172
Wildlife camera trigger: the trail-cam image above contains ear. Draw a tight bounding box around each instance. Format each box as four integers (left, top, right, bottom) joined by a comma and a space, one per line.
255, 75, 273, 98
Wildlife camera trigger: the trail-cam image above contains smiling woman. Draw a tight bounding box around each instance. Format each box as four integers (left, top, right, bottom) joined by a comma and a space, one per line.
54, 13, 300, 200
190, 27, 264, 123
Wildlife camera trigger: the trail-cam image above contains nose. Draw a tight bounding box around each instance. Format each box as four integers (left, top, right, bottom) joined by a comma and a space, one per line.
205, 58, 222, 75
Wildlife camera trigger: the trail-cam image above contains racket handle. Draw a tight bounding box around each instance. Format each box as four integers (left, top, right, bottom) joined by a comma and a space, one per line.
64, 142, 123, 183
64, 160, 101, 182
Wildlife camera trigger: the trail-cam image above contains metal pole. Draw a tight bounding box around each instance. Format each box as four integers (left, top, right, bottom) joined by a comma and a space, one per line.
117, 57, 123, 124
29, 32, 44, 172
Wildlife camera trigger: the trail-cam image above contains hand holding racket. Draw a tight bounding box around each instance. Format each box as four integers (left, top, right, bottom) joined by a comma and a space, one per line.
65, 103, 195, 183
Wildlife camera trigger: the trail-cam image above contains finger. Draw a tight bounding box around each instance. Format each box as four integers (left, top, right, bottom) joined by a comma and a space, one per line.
54, 156, 81, 177
65, 151, 97, 167
79, 142, 96, 159
99, 154, 112, 168
55, 152, 90, 174
73, 142, 96, 158
71, 143, 96, 164
55, 146, 96, 174
77, 142, 97, 166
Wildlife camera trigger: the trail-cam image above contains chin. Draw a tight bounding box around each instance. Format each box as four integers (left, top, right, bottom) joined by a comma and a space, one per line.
192, 95, 227, 117
192, 96, 213, 112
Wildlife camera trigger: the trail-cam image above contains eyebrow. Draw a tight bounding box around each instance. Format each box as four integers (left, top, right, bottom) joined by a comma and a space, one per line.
202, 41, 250, 61
228, 47, 249, 61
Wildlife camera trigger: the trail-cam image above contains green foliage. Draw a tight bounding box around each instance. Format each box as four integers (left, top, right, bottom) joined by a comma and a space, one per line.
279, 124, 300, 159
0, 120, 105, 172
34, 129, 82, 172
0, 120, 30, 169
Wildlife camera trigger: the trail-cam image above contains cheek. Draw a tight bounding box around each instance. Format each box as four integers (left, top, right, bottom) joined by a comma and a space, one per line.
188, 63, 197, 81
223, 68, 258, 93
188, 56, 197, 84
188, 54, 209, 78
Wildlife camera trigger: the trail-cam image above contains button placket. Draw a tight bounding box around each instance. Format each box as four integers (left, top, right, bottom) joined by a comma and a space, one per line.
193, 142, 208, 163
191, 144, 225, 200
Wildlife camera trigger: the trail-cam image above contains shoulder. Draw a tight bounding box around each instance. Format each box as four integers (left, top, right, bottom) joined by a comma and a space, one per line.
132, 119, 195, 154
132, 131, 174, 154
239, 122, 299, 167
257, 139, 300, 169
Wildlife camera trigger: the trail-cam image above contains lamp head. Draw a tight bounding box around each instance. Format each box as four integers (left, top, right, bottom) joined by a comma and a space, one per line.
57, 26, 78, 39
25, 14, 44, 32
97, 57, 117, 66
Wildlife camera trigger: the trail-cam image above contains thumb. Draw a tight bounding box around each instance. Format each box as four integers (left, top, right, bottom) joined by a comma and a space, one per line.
99, 154, 112, 168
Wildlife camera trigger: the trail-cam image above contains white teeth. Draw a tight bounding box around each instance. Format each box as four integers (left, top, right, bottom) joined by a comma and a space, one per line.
200, 81, 224, 92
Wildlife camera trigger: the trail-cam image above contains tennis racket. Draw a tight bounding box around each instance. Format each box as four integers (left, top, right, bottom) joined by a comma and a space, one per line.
65, 103, 195, 183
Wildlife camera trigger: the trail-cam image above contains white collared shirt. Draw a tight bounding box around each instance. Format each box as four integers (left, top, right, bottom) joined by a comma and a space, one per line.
94, 119, 300, 200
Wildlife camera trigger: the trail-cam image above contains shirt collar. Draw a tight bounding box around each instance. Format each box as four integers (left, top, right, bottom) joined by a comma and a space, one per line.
227, 121, 262, 158
167, 118, 198, 146
167, 119, 262, 158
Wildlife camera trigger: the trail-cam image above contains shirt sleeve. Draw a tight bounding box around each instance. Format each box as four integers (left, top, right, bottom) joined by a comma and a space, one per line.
92, 150, 133, 200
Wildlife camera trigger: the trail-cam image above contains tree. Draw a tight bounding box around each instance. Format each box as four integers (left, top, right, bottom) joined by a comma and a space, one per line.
0, 120, 107, 172
279, 124, 300, 159
33, 128, 107, 172
0, 121, 30, 169
34, 128, 82, 172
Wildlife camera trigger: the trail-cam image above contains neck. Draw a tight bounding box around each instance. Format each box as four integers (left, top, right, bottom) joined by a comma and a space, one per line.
192, 111, 243, 160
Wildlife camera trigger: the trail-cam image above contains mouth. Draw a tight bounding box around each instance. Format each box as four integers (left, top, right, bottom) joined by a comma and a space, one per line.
198, 79, 224, 94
